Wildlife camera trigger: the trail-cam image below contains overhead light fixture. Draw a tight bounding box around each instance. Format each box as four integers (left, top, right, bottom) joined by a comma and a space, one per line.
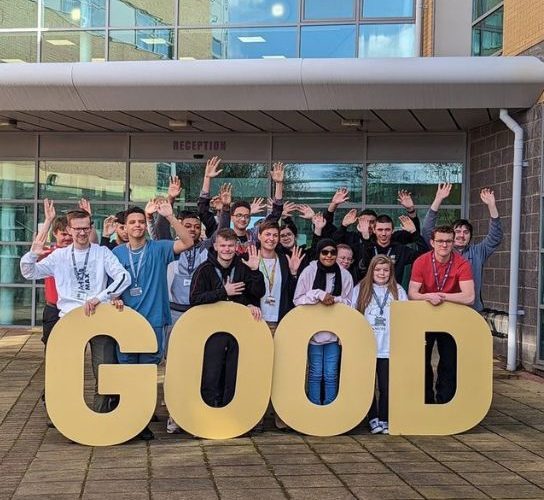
169, 119, 192, 128
238, 36, 266, 43
341, 118, 363, 128
0, 119, 18, 129
262, 55, 286, 59
46, 39, 75, 46
179, 56, 196, 60
141, 38, 167, 45
91, 57, 105, 62
1, 59, 26, 63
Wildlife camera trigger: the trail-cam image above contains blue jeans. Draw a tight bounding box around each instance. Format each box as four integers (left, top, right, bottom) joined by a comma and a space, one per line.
307, 342, 340, 405
117, 325, 165, 365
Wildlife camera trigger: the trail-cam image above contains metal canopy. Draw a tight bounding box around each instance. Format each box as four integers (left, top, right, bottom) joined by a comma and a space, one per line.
0, 57, 542, 133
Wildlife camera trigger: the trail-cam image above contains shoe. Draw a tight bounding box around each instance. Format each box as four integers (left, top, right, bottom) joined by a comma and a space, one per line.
369, 418, 383, 434
150, 413, 159, 422
251, 422, 265, 434
380, 421, 389, 435
166, 416, 182, 434
139, 426, 155, 441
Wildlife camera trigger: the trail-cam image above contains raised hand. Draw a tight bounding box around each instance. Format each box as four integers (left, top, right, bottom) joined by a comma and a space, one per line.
219, 183, 232, 207
312, 213, 326, 233
282, 201, 297, 219
205, 156, 223, 178
399, 215, 416, 234
480, 187, 496, 206
357, 215, 372, 239
331, 187, 349, 207
342, 208, 358, 227
397, 189, 415, 211
157, 201, 174, 219
224, 278, 245, 296
44, 199, 56, 223
250, 197, 266, 215
30, 231, 48, 257
210, 195, 223, 212
271, 162, 285, 183
286, 245, 304, 275
167, 175, 182, 202
79, 198, 92, 216
242, 245, 260, 271
103, 215, 117, 238
144, 199, 158, 218
297, 204, 315, 220
436, 183, 452, 202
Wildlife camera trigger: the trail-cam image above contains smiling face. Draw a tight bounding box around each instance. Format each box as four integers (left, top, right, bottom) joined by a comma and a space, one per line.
319, 246, 337, 267
279, 227, 296, 249
115, 223, 129, 243
258, 228, 279, 252
453, 225, 471, 249
232, 207, 251, 232
53, 228, 72, 248
68, 216, 92, 249
431, 231, 455, 261
336, 247, 353, 270
374, 222, 393, 247
181, 217, 202, 243
373, 262, 391, 286
214, 235, 237, 264
125, 212, 147, 240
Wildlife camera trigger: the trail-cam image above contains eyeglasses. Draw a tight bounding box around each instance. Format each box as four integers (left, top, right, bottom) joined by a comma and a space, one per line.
320, 249, 337, 256
433, 239, 454, 245
70, 226, 92, 233
337, 257, 353, 262
233, 214, 250, 220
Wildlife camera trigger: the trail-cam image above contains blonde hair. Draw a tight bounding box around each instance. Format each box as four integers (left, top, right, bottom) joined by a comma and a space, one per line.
356, 255, 399, 313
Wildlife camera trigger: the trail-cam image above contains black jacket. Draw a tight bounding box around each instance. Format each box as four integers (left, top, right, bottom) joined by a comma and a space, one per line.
190, 252, 265, 307
274, 252, 298, 322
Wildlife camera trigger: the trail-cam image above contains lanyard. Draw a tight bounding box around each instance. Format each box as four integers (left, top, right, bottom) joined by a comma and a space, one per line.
431, 254, 454, 292
127, 242, 147, 286
372, 289, 390, 316
71, 245, 90, 291
259, 256, 277, 294
184, 247, 197, 275
374, 246, 392, 257
215, 267, 235, 286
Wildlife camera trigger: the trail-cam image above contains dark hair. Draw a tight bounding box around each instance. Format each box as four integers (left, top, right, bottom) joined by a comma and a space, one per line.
360, 209, 377, 218
231, 200, 251, 213
114, 211, 126, 225
66, 209, 91, 224
216, 228, 238, 242
125, 206, 146, 219
376, 214, 393, 226
279, 221, 298, 237
258, 221, 280, 234
431, 225, 455, 239
177, 210, 200, 222
52, 216, 68, 234
452, 219, 473, 236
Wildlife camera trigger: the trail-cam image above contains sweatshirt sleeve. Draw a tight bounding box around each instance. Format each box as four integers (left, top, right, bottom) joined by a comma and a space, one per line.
293, 266, 326, 305
95, 248, 132, 302
422, 208, 437, 246
474, 216, 503, 260
20, 251, 56, 280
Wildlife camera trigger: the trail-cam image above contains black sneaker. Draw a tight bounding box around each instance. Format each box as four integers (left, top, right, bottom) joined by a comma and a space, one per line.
139, 426, 155, 441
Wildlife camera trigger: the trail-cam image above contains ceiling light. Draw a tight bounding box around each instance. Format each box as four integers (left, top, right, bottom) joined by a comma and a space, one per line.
46, 39, 75, 46
141, 38, 167, 45
0, 119, 18, 128
169, 119, 192, 128
341, 119, 363, 128
271, 3, 285, 16
179, 56, 196, 60
238, 36, 266, 43
1, 59, 26, 63
262, 55, 286, 59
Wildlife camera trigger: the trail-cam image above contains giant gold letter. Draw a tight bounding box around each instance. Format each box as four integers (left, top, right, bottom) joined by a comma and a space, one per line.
46, 305, 158, 446
389, 301, 492, 435
271, 303, 376, 436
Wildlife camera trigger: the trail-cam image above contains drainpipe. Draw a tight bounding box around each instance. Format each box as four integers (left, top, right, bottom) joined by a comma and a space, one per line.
414, 0, 424, 56
499, 109, 524, 371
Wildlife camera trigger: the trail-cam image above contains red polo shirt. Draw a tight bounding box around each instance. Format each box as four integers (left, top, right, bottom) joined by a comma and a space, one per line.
410, 251, 473, 293
40, 247, 58, 305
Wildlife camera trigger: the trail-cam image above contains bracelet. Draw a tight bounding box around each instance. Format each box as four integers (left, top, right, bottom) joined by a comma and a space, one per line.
407, 208, 416, 214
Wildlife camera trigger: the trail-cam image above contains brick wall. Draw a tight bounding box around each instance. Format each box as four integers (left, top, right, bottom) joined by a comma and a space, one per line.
468, 104, 543, 370
503, 0, 544, 56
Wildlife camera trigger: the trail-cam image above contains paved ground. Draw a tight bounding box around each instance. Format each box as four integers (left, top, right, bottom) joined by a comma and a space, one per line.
2, 327, 544, 500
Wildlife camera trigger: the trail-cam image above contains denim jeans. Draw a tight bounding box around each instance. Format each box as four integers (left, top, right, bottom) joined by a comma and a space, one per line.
117, 325, 165, 365
307, 342, 340, 405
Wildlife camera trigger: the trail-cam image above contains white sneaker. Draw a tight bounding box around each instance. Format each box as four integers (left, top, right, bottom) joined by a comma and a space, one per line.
380, 421, 389, 434
166, 416, 182, 434
369, 418, 383, 434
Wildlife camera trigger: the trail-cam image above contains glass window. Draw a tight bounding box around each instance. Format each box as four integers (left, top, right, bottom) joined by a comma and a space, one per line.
303, 0, 355, 20
178, 27, 297, 59
179, 0, 298, 26
473, 0, 502, 20
0, 245, 31, 285
359, 23, 415, 57
110, 0, 175, 27
362, 0, 414, 18
41, 31, 106, 63
301, 25, 356, 58
43, 0, 106, 28
366, 163, 463, 206
35, 287, 45, 326
0, 287, 32, 326
472, 7, 503, 56
109, 29, 174, 60
0, 0, 38, 28
0, 162, 35, 200
0, 32, 37, 63
0, 203, 35, 243
39, 161, 126, 201
283, 164, 363, 205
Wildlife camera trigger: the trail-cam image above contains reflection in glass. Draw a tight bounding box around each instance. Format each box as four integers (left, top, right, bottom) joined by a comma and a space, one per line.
35, 287, 45, 326
472, 7, 503, 56
0, 287, 32, 325
42, 31, 106, 62
362, 0, 414, 18
110, 0, 175, 27
359, 23, 415, 57
0, 0, 38, 28
180, 0, 298, 26
178, 27, 297, 59
43, 0, 106, 28
0, 33, 37, 63
283, 164, 363, 205
0, 245, 31, 284
473, 0, 502, 20
39, 161, 126, 201
304, 0, 355, 20
109, 29, 174, 60
0, 162, 35, 200
0, 204, 35, 243
366, 163, 463, 205
301, 25, 356, 58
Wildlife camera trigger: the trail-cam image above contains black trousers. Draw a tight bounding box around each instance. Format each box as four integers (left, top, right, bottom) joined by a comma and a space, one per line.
368, 358, 389, 421
201, 332, 238, 407
42, 304, 60, 345
425, 332, 457, 404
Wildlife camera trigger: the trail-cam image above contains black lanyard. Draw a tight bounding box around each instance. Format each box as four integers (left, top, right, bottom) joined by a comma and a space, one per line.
372, 289, 390, 316
185, 247, 197, 275
71, 245, 90, 291
431, 254, 454, 292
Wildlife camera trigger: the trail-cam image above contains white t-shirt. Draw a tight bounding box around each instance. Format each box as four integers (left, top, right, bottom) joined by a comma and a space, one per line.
259, 257, 282, 322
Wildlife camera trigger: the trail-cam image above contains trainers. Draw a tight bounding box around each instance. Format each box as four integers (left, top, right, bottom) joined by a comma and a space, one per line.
369, 418, 383, 434
380, 421, 389, 434
139, 426, 155, 441
166, 416, 182, 434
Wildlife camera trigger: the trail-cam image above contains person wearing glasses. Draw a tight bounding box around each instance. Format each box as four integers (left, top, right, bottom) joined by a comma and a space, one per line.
20, 208, 131, 415
293, 239, 353, 406
408, 225, 475, 404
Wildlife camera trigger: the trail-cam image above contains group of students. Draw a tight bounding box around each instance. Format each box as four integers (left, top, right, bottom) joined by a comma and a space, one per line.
20, 157, 503, 440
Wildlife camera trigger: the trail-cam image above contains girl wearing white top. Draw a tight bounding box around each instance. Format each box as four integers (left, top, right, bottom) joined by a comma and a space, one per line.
352, 255, 408, 434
